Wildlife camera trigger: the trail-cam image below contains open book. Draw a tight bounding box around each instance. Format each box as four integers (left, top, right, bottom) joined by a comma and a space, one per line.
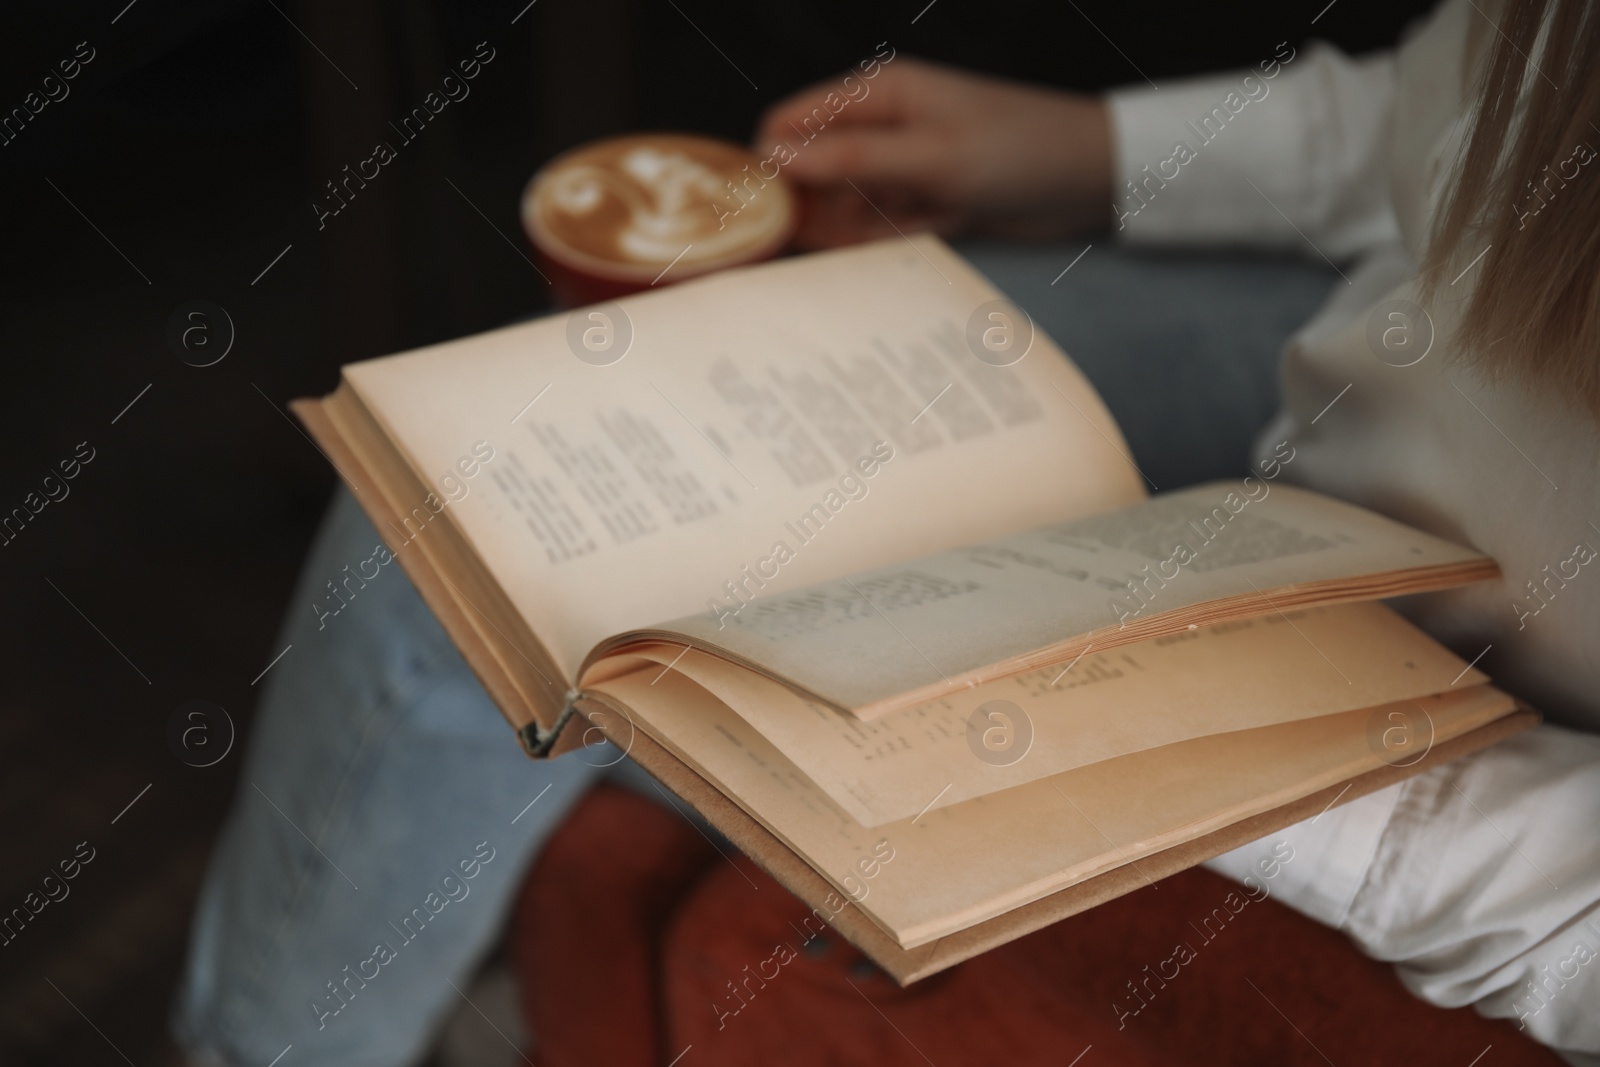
293, 235, 1532, 982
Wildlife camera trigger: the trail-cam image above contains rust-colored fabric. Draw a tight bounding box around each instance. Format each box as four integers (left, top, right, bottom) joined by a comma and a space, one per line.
512, 784, 717, 1067
516, 785, 1562, 1066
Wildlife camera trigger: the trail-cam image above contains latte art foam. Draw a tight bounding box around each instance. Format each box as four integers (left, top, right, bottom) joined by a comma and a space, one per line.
525, 134, 794, 281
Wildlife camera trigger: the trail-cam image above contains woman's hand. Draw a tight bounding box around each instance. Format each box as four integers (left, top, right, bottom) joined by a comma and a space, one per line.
754, 57, 1114, 249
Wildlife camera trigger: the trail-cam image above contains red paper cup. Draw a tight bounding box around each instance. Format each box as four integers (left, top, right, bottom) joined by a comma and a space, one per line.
521, 133, 797, 308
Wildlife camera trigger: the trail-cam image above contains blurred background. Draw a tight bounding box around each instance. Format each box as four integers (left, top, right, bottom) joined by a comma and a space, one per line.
0, 1, 1431, 1062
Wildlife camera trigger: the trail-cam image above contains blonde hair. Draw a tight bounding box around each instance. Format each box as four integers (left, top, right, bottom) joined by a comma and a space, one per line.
1423, 0, 1600, 414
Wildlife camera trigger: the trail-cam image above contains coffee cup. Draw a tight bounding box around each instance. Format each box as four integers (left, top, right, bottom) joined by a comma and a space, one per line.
522, 132, 797, 307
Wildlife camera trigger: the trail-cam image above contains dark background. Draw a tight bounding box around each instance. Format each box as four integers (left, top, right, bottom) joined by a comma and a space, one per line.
0, 1, 1431, 1063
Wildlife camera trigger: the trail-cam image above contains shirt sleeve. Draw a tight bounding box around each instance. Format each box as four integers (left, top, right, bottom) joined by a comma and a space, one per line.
1208, 723, 1600, 1062
1105, 41, 1400, 261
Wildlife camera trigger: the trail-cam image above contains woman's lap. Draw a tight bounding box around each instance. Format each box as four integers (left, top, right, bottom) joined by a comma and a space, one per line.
172, 244, 1337, 1066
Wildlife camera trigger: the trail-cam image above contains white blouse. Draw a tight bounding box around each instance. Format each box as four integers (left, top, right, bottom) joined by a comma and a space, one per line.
1108, 1, 1600, 1059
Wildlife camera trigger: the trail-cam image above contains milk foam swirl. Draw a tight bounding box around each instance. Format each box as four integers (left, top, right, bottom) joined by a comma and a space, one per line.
527, 135, 793, 276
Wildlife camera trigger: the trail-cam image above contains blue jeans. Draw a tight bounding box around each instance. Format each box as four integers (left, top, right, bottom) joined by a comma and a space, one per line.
172, 244, 1337, 1066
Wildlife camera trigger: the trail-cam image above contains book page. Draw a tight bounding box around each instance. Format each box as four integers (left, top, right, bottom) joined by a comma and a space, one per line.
341, 236, 1144, 682
605, 601, 1483, 826
620, 481, 1493, 718
585, 665, 1516, 948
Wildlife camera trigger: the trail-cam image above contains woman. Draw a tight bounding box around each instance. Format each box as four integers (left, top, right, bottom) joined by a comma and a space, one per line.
175, 1, 1600, 1063
755, 0, 1600, 1056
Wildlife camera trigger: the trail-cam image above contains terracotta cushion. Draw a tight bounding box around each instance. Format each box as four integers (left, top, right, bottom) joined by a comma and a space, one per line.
516, 784, 1560, 1066
513, 783, 718, 1066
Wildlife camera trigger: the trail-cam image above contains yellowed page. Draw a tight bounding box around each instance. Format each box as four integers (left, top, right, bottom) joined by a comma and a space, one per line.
610, 601, 1482, 826
586, 665, 1515, 948
342, 235, 1143, 682
623, 480, 1492, 717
